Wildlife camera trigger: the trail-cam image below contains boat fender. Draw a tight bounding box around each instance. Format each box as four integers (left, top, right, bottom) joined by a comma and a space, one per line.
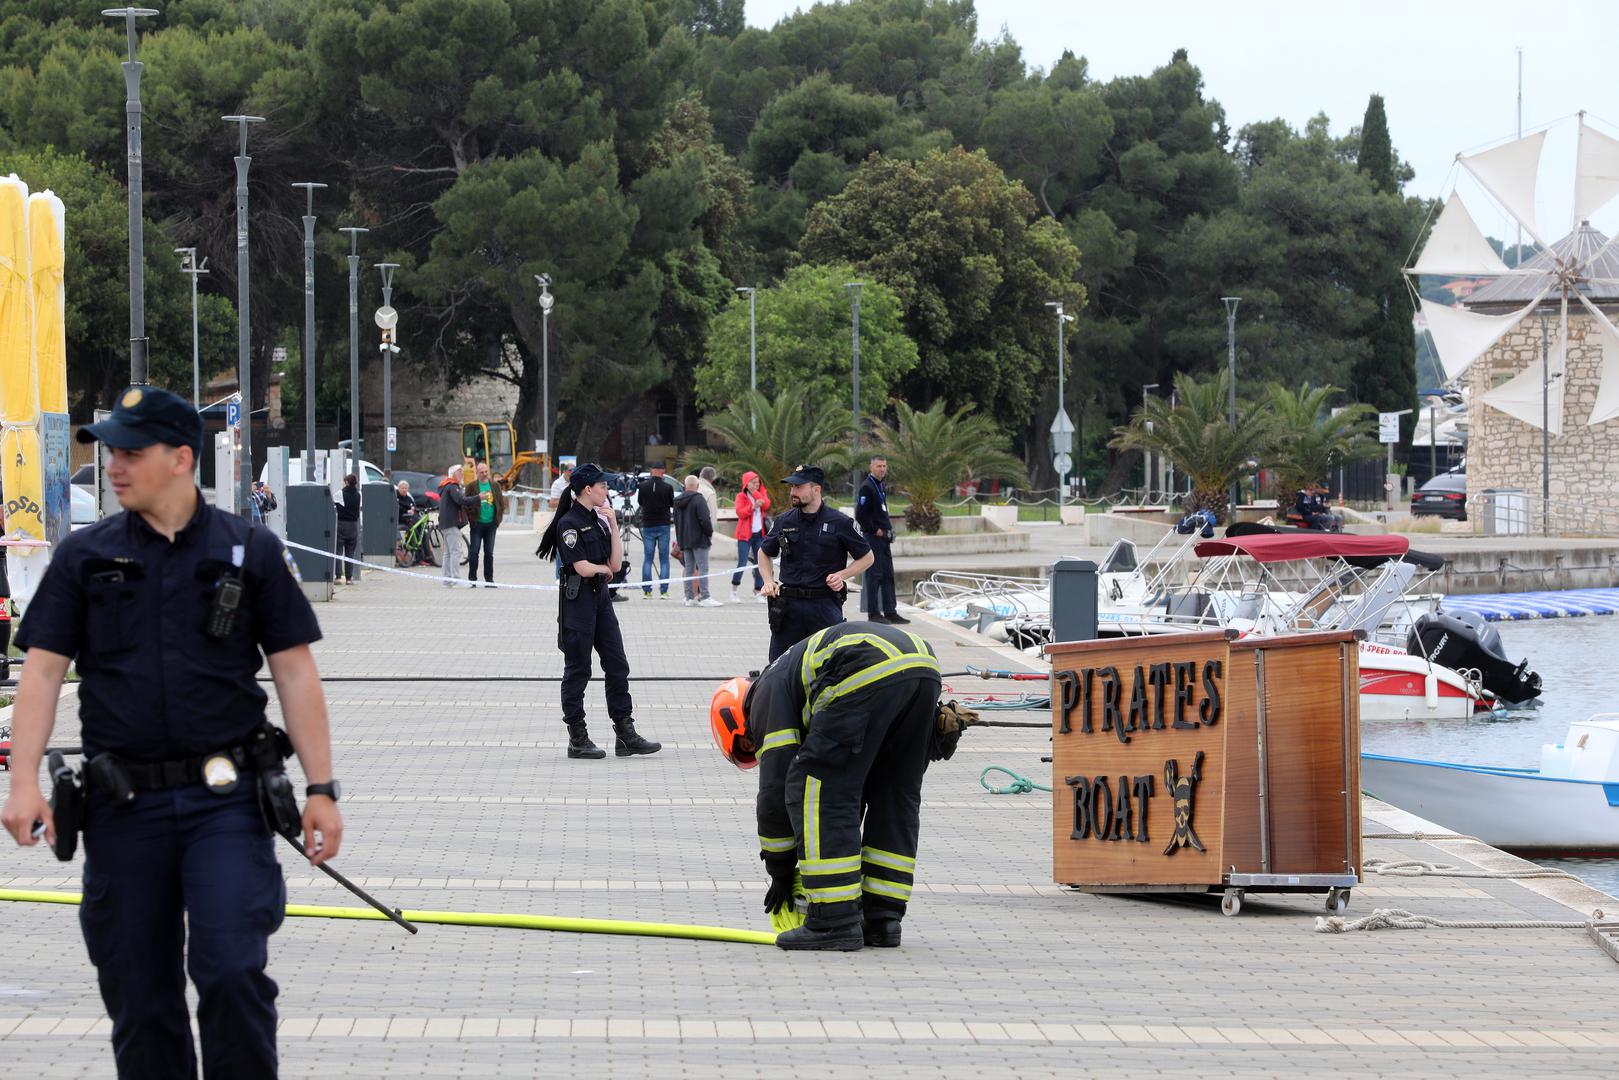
1424, 672, 1438, 710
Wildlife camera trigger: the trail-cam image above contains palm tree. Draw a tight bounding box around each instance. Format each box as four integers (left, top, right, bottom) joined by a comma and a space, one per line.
686, 387, 855, 504
1264, 383, 1377, 499
1110, 369, 1275, 524
866, 400, 1027, 534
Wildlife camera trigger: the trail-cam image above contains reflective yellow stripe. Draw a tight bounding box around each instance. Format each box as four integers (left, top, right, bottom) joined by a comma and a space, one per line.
759, 835, 797, 853
805, 883, 863, 903
860, 847, 916, 872
800, 855, 860, 875
862, 878, 914, 901
810, 653, 940, 716
799, 628, 834, 696
803, 776, 821, 861
760, 729, 801, 754
799, 631, 904, 724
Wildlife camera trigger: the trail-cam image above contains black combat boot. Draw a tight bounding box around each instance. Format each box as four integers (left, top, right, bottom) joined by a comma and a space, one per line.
862, 916, 902, 947
775, 921, 863, 952
566, 724, 606, 760
613, 719, 662, 757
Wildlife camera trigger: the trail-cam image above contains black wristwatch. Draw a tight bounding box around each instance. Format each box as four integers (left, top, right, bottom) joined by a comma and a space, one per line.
305, 781, 342, 802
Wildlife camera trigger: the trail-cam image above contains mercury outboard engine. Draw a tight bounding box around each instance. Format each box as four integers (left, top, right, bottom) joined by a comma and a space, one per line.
1407, 610, 1542, 705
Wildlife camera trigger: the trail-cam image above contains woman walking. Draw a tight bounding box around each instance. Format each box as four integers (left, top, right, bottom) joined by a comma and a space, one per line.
334, 473, 361, 584
731, 470, 771, 603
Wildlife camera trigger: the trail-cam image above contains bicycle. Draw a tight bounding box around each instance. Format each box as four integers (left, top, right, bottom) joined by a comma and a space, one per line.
395, 513, 443, 568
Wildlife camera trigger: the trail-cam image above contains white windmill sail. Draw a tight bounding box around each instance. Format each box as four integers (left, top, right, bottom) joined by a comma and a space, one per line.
1419, 291, 1547, 380
1577, 292, 1619, 426
1459, 131, 1547, 249
1479, 305, 1565, 435
1574, 116, 1619, 224
1409, 193, 1511, 276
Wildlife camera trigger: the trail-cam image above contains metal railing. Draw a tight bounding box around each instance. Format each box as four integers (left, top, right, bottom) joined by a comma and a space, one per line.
1469, 491, 1619, 540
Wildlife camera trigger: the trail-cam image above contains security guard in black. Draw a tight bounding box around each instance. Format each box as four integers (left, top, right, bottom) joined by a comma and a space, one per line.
757, 464, 874, 662
1, 384, 338, 1080
537, 462, 661, 760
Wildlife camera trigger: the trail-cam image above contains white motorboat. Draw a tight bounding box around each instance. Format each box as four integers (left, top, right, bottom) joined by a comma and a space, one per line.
1361, 715, 1619, 853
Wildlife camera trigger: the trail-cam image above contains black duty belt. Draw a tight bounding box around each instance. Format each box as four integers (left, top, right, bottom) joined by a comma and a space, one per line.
109, 748, 254, 791
779, 584, 838, 600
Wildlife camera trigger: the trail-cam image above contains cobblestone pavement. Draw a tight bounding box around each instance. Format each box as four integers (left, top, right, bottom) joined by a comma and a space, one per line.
2, 534, 1616, 1078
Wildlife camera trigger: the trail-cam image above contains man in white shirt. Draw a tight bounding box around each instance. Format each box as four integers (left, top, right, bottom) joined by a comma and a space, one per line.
549, 463, 573, 509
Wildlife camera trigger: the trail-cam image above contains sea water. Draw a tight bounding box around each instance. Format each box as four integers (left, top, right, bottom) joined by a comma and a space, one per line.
1361, 616, 1619, 897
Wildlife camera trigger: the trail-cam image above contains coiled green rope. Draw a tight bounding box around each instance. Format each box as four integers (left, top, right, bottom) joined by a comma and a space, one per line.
979, 765, 1051, 795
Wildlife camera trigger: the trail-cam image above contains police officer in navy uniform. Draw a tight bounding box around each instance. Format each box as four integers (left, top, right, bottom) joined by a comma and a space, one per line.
855, 455, 908, 625
756, 465, 874, 662
536, 463, 661, 760
1, 385, 341, 1079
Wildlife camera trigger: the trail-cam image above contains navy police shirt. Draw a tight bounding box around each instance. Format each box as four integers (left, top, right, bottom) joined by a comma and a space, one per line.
759, 504, 869, 588
16, 493, 322, 762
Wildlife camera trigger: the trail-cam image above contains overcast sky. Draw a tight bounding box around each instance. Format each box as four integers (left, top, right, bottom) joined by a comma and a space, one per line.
743, 0, 1619, 243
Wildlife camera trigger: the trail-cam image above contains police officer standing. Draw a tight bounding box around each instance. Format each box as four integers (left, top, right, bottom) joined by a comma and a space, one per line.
855, 455, 908, 625
536, 463, 661, 760
1, 386, 340, 1078
756, 465, 874, 661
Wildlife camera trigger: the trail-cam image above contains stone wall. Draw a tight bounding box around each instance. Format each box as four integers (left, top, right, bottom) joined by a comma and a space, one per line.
1465, 308, 1619, 530
359, 357, 521, 474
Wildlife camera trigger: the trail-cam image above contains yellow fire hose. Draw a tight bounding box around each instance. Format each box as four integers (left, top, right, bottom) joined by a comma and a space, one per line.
0, 889, 779, 947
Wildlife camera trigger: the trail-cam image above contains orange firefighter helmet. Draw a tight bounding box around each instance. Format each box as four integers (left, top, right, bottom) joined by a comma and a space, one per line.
709, 676, 756, 769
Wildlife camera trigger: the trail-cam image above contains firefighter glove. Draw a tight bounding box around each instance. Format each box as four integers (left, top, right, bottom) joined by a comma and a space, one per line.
762, 856, 798, 915
932, 700, 980, 762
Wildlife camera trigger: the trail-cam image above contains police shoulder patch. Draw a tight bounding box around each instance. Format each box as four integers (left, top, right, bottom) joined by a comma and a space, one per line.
561, 528, 579, 548
281, 547, 303, 582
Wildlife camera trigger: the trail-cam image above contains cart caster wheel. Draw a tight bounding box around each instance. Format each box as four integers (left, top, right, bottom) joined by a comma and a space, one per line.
1326, 888, 1349, 914
1221, 889, 1243, 917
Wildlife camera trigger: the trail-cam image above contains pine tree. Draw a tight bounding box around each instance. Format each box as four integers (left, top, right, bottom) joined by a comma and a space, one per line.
1353, 94, 1417, 437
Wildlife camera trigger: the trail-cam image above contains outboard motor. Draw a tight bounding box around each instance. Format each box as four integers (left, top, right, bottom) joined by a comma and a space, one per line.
1407, 611, 1542, 705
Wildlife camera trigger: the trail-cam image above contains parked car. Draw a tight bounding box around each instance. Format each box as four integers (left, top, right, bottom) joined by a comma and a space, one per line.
71, 483, 97, 528
71, 463, 95, 488
391, 469, 443, 509
1411, 471, 1467, 520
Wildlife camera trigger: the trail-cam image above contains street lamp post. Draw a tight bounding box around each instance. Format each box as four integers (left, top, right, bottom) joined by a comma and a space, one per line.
1221, 296, 1242, 512
736, 285, 757, 398
1045, 301, 1075, 507
1141, 383, 1160, 501
175, 248, 208, 410
535, 274, 553, 462
846, 282, 865, 493
1540, 312, 1552, 536
375, 262, 400, 476
291, 182, 327, 478
104, 7, 158, 385
223, 113, 266, 517
338, 227, 367, 478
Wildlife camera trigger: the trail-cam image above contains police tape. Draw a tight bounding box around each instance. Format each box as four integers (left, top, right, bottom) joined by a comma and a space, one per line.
280, 539, 772, 595
0, 888, 778, 946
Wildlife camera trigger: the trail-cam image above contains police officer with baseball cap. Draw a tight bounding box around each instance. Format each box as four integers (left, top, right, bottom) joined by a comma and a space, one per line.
756, 464, 874, 661
1, 384, 341, 1078
537, 462, 661, 759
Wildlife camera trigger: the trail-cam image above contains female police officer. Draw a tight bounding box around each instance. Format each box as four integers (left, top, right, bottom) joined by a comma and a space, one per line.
1, 385, 340, 1078
537, 463, 661, 760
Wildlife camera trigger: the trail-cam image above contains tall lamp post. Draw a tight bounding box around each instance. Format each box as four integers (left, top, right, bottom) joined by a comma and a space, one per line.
175, 247, 208, 410
1540, 311, 1552, 536
535, 274, 553, 465
338, 226, 367, 477
1141, 383, 1159, 501
104, 7, 158, 384
1045, 301, 1075, 507
224, 113, 266, 517
736, 286, 757, 424
845, 282, 865, 494
1221, 296, 1242, 512
375, 262, 400, 476
291, 182, 327, 477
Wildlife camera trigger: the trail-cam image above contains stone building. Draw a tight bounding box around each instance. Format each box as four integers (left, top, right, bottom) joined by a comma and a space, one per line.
359, 357, 520, 475
1461, 223, 1619, 530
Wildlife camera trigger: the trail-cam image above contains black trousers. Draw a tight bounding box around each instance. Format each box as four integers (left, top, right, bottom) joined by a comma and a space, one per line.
863, 536, 896, 616
559, 589, 633, 727
785, 674, 938, 928
467, 521, 497, 582
767, 595, 844, 662
335, 520, 358, 581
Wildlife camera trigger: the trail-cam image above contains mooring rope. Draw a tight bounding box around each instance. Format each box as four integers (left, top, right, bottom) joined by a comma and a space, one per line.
1364, 858, 1578, 881
1315, 907, 1606, 933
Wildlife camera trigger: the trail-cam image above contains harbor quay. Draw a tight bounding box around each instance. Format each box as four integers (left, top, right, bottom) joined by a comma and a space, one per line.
2, 548, 1616, 1078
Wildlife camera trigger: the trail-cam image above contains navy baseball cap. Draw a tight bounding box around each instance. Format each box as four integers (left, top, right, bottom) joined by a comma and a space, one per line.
782, 464, 825, 486
570, 462, 606, 491
76, 385, 203, 457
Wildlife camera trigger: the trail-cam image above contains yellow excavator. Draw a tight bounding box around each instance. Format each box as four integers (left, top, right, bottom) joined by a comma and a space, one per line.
461, 421, 549, 491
